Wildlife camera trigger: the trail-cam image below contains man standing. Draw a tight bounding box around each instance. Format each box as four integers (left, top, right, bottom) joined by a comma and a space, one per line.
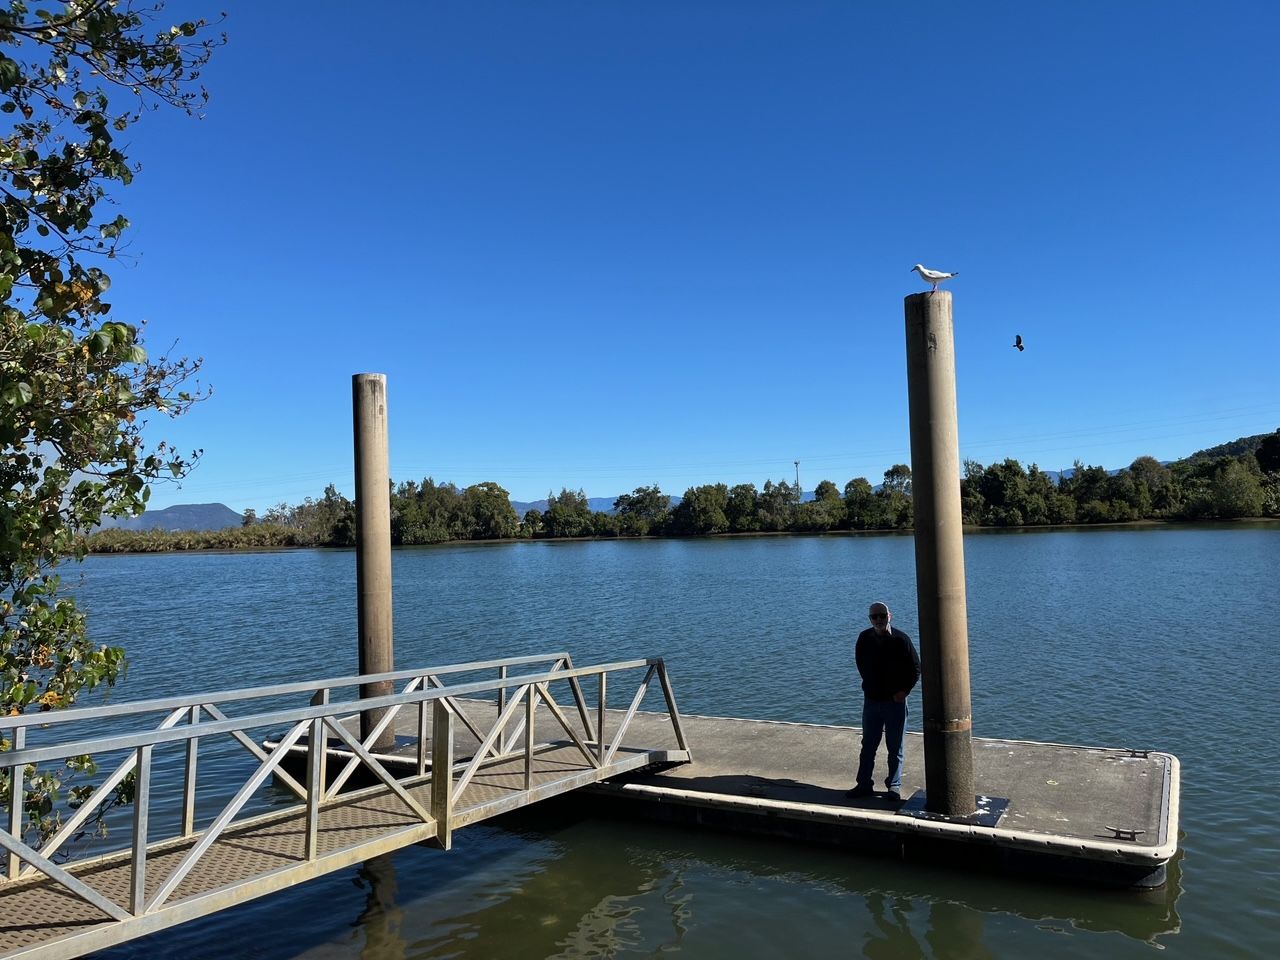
847, 601, 920, 802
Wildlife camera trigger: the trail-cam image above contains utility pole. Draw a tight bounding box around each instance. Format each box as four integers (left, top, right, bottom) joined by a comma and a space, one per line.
794, 460, 801, 501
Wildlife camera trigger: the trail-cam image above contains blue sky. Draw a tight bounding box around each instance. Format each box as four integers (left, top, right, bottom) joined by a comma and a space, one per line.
112, 1, 1279, 512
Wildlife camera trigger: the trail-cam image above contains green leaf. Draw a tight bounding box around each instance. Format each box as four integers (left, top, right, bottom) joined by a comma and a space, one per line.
0, 56, 20, 92
2, 381, 33, 406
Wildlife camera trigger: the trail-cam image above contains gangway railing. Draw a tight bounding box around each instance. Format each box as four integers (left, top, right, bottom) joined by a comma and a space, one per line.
2, 651, 580, 873
0, 653, 689, 960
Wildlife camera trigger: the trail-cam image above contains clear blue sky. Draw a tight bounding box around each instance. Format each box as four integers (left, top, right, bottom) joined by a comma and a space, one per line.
114, 1, 1279, 512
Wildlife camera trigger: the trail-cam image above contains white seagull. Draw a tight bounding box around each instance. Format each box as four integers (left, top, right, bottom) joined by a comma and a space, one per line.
910, 263, 959, 291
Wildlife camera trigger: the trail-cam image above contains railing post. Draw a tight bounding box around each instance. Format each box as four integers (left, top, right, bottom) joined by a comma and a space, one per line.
417, 691, 428, 778
306, 718, 325, 860
597, 672, 608, 764
656, 662, 691, 758
308, 688, 331, 811
524, 686, 536, 791
182, 706, 200, 837
498, 664, 509, 755
130, 745, 152, 915
430, 700, 453, 851
7, 727, 24, 880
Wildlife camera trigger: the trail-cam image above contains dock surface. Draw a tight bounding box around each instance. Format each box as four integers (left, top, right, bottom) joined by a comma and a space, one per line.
585, 710, 1178, 887
348, 701, 1178, 888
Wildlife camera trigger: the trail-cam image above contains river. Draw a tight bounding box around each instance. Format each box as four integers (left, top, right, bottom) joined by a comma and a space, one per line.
65, 523, 1276, 958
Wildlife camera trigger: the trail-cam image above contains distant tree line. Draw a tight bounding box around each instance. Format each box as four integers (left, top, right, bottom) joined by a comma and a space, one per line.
84, 431, 1280, 552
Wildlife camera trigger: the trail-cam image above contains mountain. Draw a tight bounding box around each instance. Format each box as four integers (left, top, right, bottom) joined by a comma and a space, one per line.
98, 503, 244, 532
1182, 430, 1276, 463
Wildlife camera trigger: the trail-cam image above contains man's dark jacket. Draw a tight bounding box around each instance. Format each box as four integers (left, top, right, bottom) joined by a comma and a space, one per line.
855, 626, 921, 701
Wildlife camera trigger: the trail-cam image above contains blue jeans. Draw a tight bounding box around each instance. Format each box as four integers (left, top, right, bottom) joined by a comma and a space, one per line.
856, 698, 907, 791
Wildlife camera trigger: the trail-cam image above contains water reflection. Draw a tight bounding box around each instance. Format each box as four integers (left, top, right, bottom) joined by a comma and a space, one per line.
355, 857, 406, 960
89, 780, 1183, 960
923, 901, 995, 960
312, 808, 1181, 960
862, 892, 926, 960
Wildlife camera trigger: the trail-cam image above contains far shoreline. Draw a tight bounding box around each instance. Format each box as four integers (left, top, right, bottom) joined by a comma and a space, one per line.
79, 516, 1280, 557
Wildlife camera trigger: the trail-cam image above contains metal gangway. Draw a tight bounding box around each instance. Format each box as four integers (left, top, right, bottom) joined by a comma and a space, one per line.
0, 652, 690, 960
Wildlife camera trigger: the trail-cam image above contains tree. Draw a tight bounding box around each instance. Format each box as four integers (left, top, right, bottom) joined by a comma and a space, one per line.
881, 464, 912, 497
1128, 455, 1173, 517
977, 458, 1029, 526
1062, 462, 1109, 512
1, 1, 223, 844
392, 477, 463, 544
813, 479, 841, 503
1255, 429, 1280, 474
796, 478, 845, 531
460, 481, 518, 540
877, 465, 913, 528
960, 460, 986, 525
520, 508, 544, 538
291, 484, 354, 545
1025, 464, 1074, 525
1262, 473, 1280, 518
1209, 459, 1264, 518
669, 483, 729, 535
589, 509, 619, 538
544, 488, 592, 538
794, 498, 843, 531
843, 477, 877, 529
1102, 471, 1141, 521
725, 482, 759, 533
613, 484, 670, 537
757, 479, 797, 531
260, 485, 355, 545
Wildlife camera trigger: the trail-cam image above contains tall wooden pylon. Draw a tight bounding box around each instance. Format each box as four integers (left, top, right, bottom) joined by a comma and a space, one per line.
353, 373, 396, 752
903, 292, 976, 816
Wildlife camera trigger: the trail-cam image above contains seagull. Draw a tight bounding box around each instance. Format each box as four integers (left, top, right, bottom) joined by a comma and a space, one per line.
910, 264, 959, 291
1013, 334, 1024, 352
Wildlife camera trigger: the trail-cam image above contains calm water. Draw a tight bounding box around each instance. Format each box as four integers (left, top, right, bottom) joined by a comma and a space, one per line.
64, 524, 1278, 959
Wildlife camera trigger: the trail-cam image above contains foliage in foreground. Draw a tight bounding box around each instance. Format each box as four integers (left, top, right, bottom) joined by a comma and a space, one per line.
1, 1, 221, 847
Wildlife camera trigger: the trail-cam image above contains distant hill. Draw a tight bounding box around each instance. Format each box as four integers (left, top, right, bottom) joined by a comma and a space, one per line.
1182, 430, 1276, 464
98, 503, 243, 532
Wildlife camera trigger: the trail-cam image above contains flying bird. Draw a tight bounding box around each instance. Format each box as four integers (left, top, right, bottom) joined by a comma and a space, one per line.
910, 264, 959, 291
1013, 335, 1024, 352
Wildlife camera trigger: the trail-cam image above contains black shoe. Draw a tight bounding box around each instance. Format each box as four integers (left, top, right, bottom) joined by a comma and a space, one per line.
884, 789, 902, 802
846, 785, 874, 798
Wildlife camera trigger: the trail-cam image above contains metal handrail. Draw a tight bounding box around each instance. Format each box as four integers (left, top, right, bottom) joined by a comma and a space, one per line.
0, 659, 664, 768
1, 653, 602, 875
2, 654, 690, 925
0, 651, 576, 732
